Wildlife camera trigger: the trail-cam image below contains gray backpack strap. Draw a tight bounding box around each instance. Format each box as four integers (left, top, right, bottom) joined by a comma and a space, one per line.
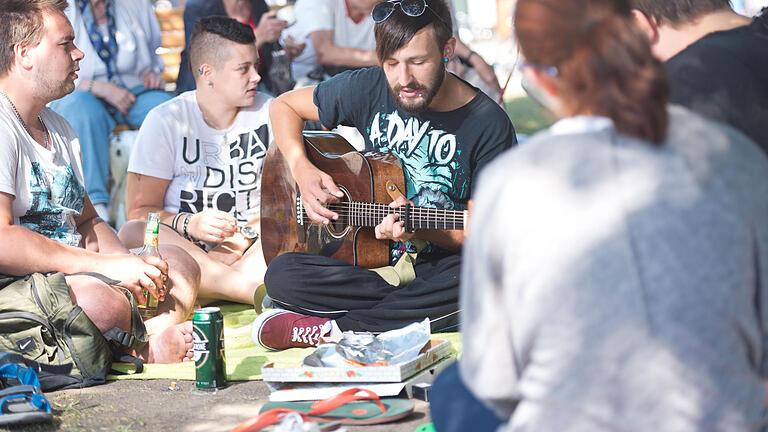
103, 328, 144, 374
103, 287, 149, 374
115, 286, 148, 350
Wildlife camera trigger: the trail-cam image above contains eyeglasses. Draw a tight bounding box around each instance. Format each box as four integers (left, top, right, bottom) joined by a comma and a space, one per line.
372, 0, 436, 23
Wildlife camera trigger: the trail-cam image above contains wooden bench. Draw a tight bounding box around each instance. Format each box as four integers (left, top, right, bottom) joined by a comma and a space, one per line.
154, 8, 185, 91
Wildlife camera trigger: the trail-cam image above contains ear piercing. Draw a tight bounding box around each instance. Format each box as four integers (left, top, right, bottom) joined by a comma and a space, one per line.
443, 57, 449, 63
206, 81, 213, 87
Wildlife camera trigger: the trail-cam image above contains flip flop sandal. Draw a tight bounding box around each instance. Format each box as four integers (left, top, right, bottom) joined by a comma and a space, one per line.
261, 388, 414, 425
230, 407, 340, 432
0, 385, 52, 426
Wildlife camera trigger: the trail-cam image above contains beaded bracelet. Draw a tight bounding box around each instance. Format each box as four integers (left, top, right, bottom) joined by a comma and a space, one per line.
87, 79, 95, 93
182, 214, 192, 241
171, 213, 184, 232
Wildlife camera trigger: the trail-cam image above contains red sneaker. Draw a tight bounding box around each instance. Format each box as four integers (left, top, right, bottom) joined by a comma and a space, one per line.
251, 309, 331, 350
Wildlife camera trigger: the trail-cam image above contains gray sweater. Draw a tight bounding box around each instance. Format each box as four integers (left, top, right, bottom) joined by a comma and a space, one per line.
460, 106, 768, 431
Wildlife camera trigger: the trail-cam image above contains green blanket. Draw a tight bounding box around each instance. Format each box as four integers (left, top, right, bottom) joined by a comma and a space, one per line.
109, 304, 463, 381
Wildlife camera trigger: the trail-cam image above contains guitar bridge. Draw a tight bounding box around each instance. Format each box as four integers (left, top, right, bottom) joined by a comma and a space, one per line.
296, 195, 304, 227
296, 194, 305, 243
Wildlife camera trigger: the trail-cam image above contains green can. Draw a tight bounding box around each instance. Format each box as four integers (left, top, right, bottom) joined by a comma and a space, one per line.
193, 307, 226, 389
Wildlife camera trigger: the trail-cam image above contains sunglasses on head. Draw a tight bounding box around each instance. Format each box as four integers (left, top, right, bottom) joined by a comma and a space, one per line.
372, 0, 432, 23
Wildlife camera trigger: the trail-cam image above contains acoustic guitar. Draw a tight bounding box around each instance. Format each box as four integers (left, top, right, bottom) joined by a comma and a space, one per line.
260, 132, 468, 268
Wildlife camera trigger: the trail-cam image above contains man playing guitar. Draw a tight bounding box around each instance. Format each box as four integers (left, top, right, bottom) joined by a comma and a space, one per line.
253, 0, 517, 349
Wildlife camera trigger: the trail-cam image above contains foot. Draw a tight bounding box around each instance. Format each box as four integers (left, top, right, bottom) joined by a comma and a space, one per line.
251, 309, 330, 350
137, 321, 194, 363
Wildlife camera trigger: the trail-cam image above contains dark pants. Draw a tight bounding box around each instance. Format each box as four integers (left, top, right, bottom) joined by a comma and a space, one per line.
430, 363, 505, 432
264, 252, 461, 332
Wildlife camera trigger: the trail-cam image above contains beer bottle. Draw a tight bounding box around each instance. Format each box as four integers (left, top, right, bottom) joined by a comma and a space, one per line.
136, 213, 162, 319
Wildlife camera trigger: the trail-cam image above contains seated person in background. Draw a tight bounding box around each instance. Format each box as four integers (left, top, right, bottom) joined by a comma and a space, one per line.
0, 0, 199, 363
447, 39, 503, 103
119, 16, 271, 306
290, 0, 502, 101
48, 0, 173, 220
176, 0, 296, 95
288, 0, 379, 84
431, 0, 768, 430
446, 0, 502, 102
631, 0, 768, 150
252, 0, 517, 350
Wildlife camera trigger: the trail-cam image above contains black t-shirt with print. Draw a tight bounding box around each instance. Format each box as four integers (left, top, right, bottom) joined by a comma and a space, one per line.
314, 67, 517, 261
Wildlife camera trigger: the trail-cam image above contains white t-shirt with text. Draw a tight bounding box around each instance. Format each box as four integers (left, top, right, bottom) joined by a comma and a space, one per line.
0, 105, 86, 247
127, 91, 272, 224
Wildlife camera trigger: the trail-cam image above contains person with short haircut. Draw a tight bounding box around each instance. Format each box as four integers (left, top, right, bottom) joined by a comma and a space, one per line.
175, 0, 294, 95
430, 0, 768, 430
251, 0, 517, 350
0, 0, 200, 363
47, 0, 173, 220
631, 0, 768, 149
119, 16, 270, 305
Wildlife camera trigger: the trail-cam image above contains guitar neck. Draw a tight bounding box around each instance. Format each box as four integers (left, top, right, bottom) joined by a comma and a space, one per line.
317, 201, 467, 231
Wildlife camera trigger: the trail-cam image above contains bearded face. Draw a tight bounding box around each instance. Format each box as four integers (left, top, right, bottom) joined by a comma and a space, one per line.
382, 26, 449, 114
388, 61, 445, 114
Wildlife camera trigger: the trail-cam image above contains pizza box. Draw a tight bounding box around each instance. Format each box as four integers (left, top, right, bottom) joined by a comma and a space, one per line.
261, 339, 453, 383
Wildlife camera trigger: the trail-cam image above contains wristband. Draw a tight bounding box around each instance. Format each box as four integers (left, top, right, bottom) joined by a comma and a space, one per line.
87, 79, 95, 93
171, 213, 184, 232
182, 214, 192, 241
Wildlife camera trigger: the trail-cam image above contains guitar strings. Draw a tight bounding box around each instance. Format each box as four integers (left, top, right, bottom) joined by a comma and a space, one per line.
298, 202, 465, 229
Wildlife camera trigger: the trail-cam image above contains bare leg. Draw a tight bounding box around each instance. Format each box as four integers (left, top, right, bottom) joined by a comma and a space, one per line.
65, 275, 193, 363
144, 244, 200, 335
119, 220, 263, 304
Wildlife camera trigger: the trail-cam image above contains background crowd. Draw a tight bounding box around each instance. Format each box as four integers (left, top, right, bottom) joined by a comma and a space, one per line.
46, 0, 507, 223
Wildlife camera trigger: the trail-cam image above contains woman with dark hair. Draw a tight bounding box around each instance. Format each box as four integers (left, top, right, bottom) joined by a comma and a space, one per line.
430, 0, 768, 430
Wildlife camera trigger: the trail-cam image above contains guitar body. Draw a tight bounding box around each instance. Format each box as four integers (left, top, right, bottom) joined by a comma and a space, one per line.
260, 132, 405, 268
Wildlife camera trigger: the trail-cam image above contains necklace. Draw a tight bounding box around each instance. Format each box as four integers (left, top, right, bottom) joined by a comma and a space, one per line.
0, 90, 49, 150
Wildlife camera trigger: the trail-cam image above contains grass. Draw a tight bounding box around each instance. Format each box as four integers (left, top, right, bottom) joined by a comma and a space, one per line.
504, 95, 554, 137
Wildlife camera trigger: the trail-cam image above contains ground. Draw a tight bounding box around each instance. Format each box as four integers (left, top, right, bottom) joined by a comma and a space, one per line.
3, 380, 431, 432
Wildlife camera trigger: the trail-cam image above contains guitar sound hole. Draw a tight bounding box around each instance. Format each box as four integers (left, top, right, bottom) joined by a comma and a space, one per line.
326, 186, 351, 238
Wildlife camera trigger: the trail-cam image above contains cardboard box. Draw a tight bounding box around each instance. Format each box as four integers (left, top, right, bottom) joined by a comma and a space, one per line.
261, 339, 453, 383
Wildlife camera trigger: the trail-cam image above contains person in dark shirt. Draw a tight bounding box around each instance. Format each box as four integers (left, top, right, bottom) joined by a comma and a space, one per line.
251, 0, 517, 350
632, 1, 768, 150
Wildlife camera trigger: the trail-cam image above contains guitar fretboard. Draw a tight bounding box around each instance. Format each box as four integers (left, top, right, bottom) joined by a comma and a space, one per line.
298, 201, 466, 231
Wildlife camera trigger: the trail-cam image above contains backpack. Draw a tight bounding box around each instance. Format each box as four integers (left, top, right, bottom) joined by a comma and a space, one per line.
0, 272, 148, 391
